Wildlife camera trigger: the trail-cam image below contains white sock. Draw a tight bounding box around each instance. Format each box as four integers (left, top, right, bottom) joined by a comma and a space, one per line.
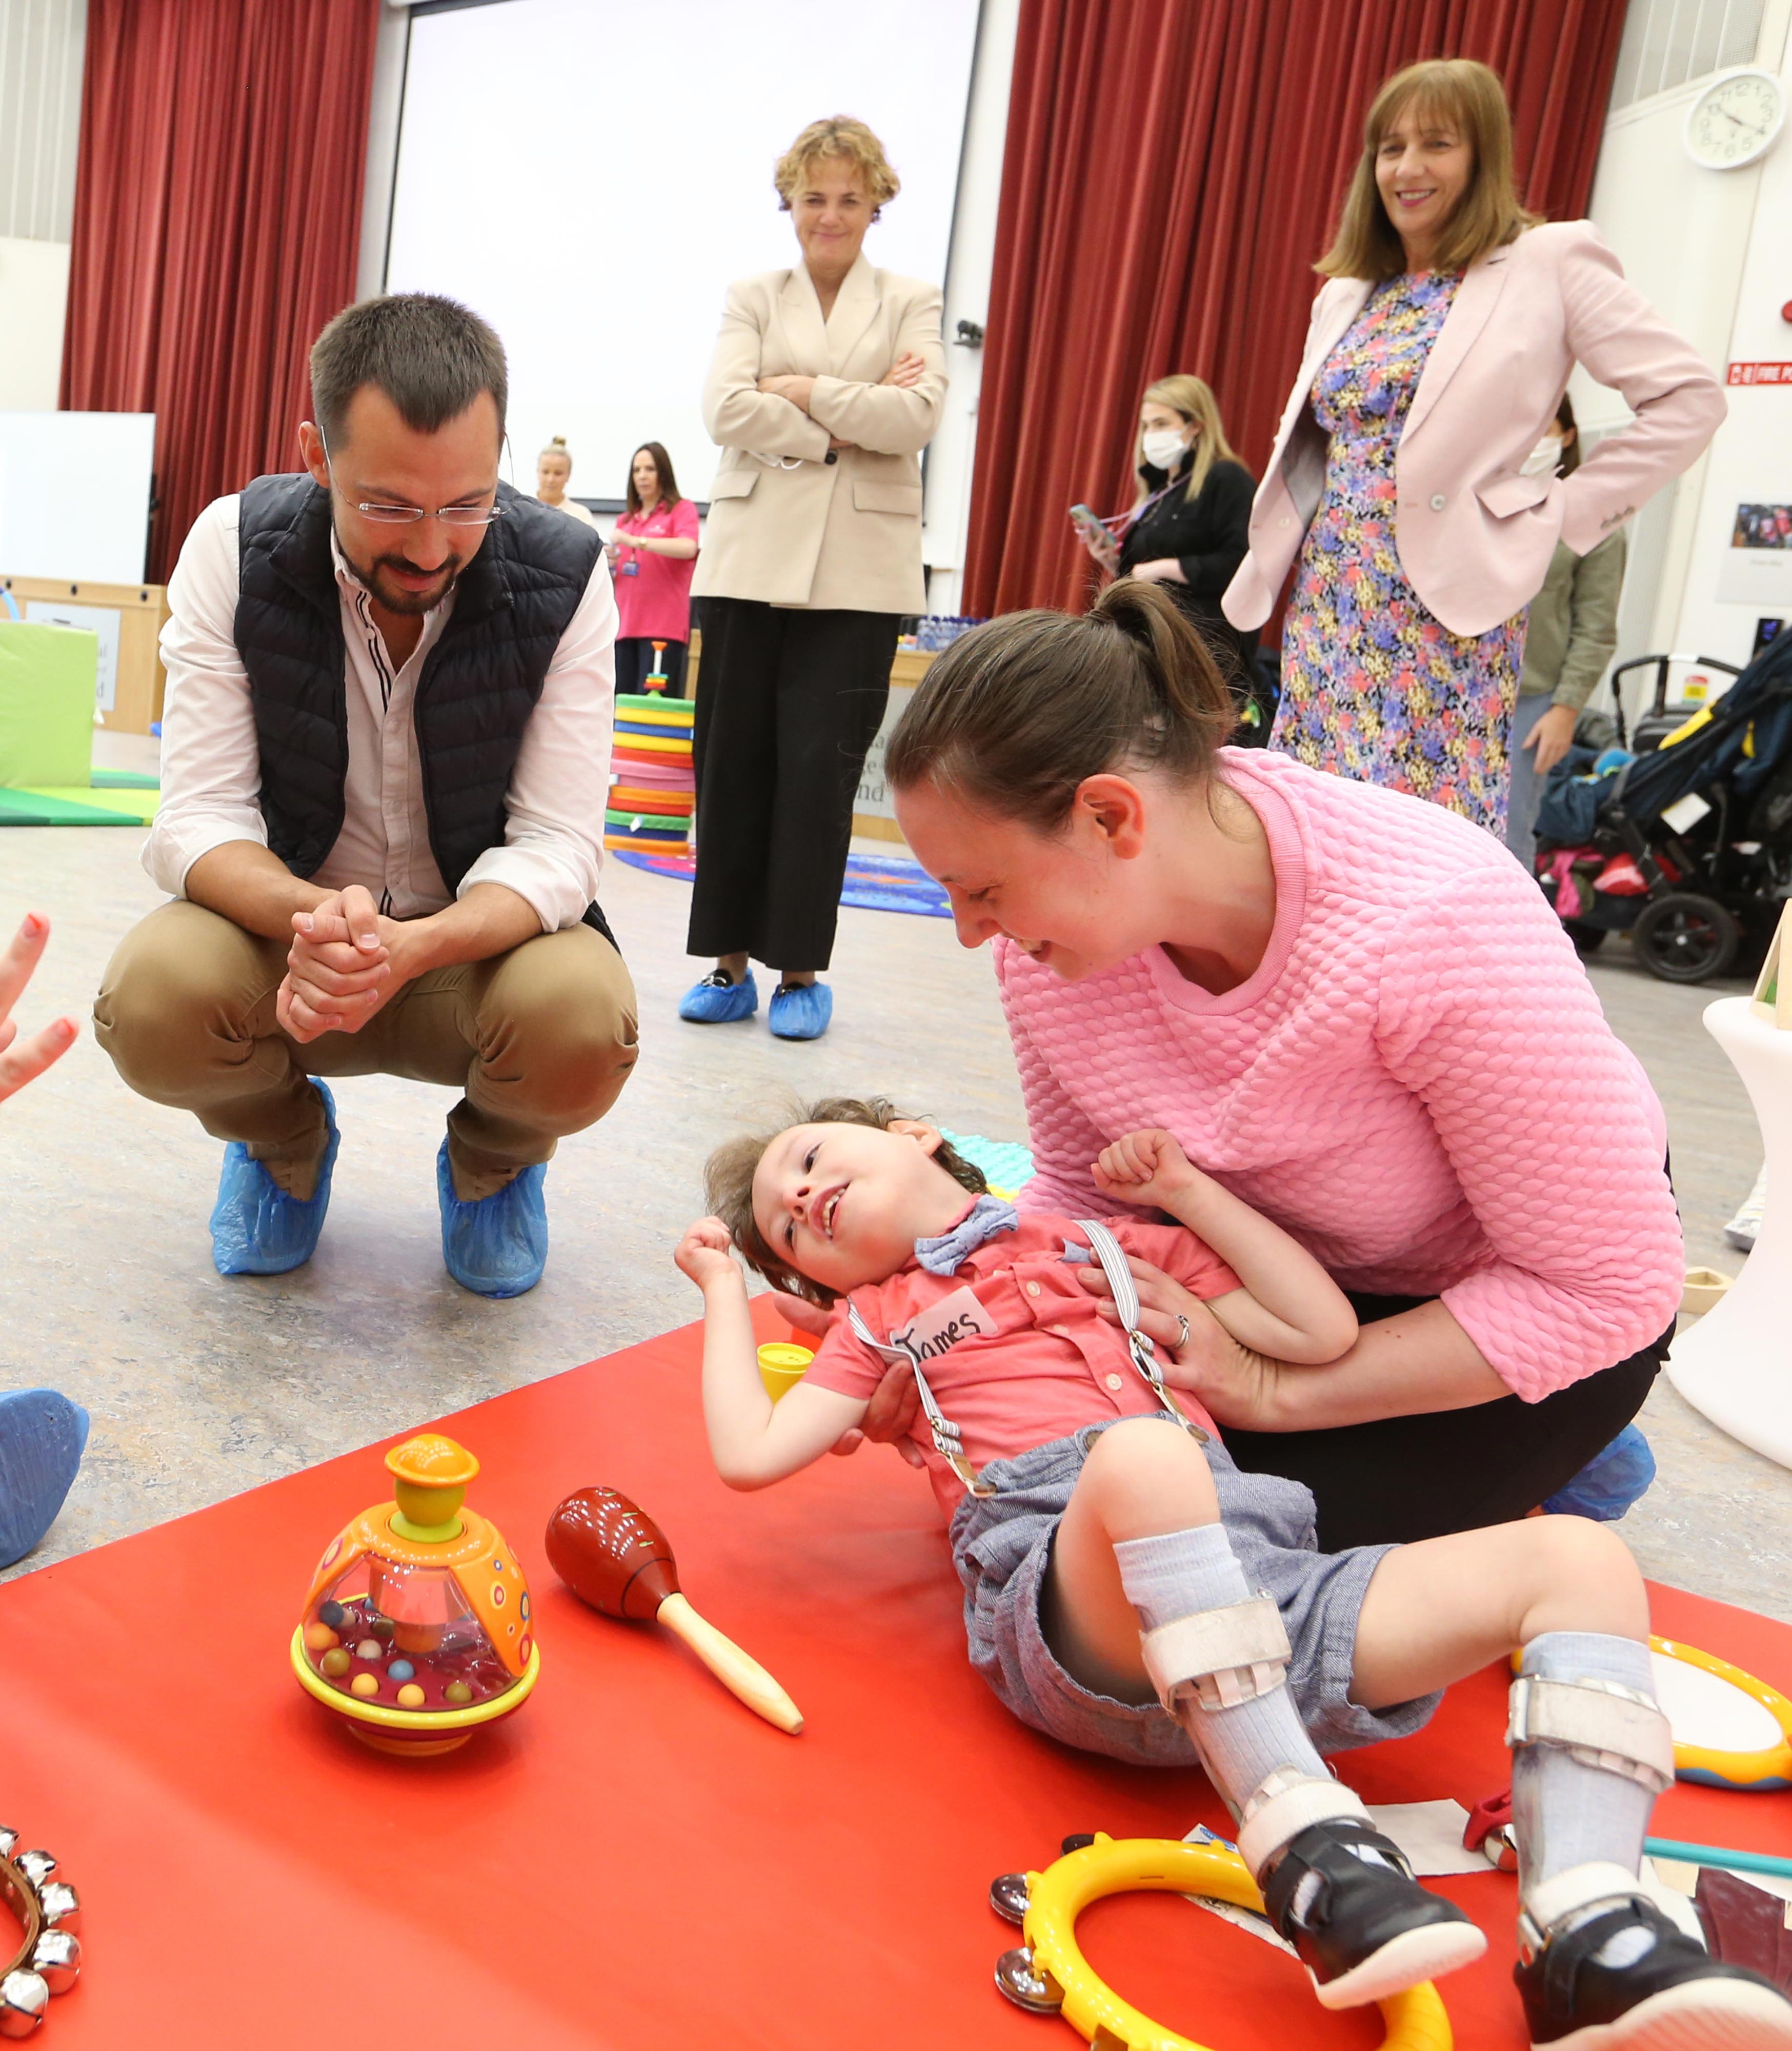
1512, 1631, 1661, 1902
1114, 1524, 1330, 1829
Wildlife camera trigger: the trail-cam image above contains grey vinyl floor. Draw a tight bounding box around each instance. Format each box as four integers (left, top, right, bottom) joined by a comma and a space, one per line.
2, 732, 1786, 1624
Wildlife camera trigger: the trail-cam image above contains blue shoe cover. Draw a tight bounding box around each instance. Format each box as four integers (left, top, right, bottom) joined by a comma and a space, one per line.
210, 1080, 339, 1276
0, 1390, 89, 1569
769, 980, 832, 1040
678, 969, 758, 1023
438, 1142, 548, 1298
1543, 1424, 1657, 1522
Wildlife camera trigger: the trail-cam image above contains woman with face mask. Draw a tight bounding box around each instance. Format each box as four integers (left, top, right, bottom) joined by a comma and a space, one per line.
1223, 58, 1720, 840
1506, 395, 1626, 870
1077, 376, 1265, 737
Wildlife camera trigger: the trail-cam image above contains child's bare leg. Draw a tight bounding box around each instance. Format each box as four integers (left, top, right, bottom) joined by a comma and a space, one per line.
1354, 1518, 1792, 2044
1042, 1416, 1219, 1703
1347, 1515, 1650, 1710
1042, 1418, 1483, 2008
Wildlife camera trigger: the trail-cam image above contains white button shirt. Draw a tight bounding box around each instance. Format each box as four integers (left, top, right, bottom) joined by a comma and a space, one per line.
146, 493, 617, 931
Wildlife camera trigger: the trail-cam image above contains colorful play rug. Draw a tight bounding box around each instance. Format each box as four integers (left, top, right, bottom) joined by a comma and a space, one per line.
0, 768, 159, 826
616, 846, 952, 918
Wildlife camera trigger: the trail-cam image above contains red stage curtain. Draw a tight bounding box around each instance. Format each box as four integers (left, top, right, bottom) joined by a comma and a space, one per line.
60, 1, 381, 583
964, 0, 1631, 617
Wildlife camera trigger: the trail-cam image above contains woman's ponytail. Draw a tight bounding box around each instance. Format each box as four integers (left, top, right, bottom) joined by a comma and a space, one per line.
885, 577, 1238, 832
1087, 578, 1236, 745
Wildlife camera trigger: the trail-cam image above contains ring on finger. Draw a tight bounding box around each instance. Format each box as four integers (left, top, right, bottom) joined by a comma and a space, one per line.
1174, 1314, 1191, 1352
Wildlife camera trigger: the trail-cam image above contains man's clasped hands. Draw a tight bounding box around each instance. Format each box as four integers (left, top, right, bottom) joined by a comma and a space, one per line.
276, 886, 405, 1045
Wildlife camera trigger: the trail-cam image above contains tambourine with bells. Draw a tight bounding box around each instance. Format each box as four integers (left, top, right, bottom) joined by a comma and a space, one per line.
0, 1828, 80, 2037
990, 1832, 1452, 2051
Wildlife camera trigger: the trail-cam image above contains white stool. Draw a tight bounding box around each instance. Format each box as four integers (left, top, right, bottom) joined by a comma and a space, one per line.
1666, 996, 1792, 1470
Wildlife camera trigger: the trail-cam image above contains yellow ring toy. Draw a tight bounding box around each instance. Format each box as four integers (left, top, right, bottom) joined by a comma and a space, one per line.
995, 1834, 1453, 2051
1653, 1635, 1792, 1791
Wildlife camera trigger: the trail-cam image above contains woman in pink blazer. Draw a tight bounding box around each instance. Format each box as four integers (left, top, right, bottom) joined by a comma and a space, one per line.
1223, 58, 1723, 838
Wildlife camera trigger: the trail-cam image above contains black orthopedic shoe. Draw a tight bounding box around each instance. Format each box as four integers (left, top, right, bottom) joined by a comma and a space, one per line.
1260, 1818, 1487, 2009
1517, 1893, 1792, 2049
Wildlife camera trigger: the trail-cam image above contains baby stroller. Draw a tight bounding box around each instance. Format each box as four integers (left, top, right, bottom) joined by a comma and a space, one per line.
1532, 631, 1792, 983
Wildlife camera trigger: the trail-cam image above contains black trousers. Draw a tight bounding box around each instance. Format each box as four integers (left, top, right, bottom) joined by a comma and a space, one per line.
687, 596, 899, 972
615, 635, 688, 697
1222, 1291, 1672, 1552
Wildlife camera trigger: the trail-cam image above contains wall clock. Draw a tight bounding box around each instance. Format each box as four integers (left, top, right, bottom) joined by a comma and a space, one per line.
1684, 68, 1785, 169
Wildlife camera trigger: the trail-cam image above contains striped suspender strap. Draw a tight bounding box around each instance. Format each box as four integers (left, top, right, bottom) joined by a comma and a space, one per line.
845, 1302, 996, 1499
1076, 1219, 1209, 1441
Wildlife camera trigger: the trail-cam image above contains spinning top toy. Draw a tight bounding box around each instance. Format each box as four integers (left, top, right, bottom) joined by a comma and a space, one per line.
292, 1435, 539, 1756
546, 1486, 803, 1734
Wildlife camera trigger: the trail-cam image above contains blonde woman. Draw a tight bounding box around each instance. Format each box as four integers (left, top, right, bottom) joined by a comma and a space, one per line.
681, 115, 946, 1040
1079, 373, 1260, 713
1224, 58, 1722, 837
534, 436, 599, 529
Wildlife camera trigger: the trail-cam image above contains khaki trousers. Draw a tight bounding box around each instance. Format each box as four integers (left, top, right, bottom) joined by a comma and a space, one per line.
94, 901, 638, 1201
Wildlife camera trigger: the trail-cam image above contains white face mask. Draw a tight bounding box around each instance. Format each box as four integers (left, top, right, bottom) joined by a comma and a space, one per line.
1520, 434, 1564, 478
1142, 428, 1189, 471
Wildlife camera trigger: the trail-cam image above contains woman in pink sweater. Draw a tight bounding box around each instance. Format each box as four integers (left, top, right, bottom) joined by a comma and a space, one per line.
878, 581, 1683, 1549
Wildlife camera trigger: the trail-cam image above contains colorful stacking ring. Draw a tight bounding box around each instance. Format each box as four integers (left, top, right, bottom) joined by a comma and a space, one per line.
610, 788, 693, 814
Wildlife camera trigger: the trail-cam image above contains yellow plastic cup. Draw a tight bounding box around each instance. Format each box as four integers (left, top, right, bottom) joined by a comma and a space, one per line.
758, 1341, 814, 1403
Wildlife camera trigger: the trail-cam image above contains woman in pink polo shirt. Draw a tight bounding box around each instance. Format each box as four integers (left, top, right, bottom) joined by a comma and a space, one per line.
608, 441, 699, 696
874, 580, 1683, 1553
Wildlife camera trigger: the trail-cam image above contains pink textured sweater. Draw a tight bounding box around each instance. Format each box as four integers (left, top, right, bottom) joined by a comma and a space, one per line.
998, 749, 1683, 1402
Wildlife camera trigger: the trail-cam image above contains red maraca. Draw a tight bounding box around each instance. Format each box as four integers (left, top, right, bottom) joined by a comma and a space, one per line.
545, 1487, 803, 1734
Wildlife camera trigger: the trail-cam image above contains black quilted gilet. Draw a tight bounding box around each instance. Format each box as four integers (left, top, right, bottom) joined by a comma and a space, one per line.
233, 473, 615, 945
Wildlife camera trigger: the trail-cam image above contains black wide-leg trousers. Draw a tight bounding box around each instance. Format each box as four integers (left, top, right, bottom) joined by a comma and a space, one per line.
687, 596, 900, 973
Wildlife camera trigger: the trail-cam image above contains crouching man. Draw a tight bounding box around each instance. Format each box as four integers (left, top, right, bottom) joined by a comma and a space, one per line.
96, 293, 636, 1298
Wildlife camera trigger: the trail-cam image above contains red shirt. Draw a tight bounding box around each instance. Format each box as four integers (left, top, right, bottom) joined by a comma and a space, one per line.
613, 497, 699, 643
805, 1214, 1240, 1518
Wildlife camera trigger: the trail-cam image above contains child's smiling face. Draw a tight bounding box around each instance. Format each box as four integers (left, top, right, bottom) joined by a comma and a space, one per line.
751, 1120, 975, 1297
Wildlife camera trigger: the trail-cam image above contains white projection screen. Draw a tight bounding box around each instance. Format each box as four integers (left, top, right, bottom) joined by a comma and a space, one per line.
386, 0, 982, 509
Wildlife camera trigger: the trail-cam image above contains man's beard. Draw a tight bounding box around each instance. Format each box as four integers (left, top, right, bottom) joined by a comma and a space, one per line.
336, 526, 466, 616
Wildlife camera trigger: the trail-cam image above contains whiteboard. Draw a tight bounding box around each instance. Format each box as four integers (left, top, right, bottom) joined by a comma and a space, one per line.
385, 0, 979, 508
0, 412, 155, 585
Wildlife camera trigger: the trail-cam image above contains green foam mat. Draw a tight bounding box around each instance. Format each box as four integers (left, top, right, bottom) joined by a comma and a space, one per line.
0, 781, 160, 825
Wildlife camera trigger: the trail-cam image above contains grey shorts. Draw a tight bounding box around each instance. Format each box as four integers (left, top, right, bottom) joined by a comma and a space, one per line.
949, 1416, 1442, 1768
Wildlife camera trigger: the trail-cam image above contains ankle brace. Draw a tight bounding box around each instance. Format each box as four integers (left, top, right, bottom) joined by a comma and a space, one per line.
1237, 1767, 1373, 1878
1507, 1673, 1675, 1795
1140, 1593, 1291, 1713
1517, 1860, 1652, 1960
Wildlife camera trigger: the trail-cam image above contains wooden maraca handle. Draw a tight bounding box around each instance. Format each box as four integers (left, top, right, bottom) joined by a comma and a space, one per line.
655, 1592, 804, 1735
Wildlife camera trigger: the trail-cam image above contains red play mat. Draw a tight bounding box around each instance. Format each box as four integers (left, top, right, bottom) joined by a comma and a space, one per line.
3, 1300, 1787, 2049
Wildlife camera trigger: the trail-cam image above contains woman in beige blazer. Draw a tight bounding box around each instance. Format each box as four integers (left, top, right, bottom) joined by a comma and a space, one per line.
1223, 59, 1722, 839
680, 116, 946, 1040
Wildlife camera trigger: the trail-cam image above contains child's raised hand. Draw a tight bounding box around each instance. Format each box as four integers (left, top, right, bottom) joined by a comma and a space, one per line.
676, 1217, 740, 1291
1092, 1128, 1196, 1205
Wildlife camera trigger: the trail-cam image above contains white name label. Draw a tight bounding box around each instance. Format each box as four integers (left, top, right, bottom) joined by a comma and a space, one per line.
890, 1284, 998, 1365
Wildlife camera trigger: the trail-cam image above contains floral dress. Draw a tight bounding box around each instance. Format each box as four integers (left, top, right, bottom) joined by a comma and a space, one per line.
1272, 271, 1525, 836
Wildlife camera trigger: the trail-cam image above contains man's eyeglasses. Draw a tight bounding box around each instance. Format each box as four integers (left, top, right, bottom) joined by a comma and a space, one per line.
317, 430, 505, 528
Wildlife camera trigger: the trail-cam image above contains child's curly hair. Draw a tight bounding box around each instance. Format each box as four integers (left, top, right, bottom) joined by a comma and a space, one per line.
706, 1096, 988, 1308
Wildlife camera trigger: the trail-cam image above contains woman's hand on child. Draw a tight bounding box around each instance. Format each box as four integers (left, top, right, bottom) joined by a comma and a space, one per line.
1091, 1128, 1198, 1209
836, 1358, 928, 1469
1078, 1251, 1285, 1430
676, 1217, 741, 1292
